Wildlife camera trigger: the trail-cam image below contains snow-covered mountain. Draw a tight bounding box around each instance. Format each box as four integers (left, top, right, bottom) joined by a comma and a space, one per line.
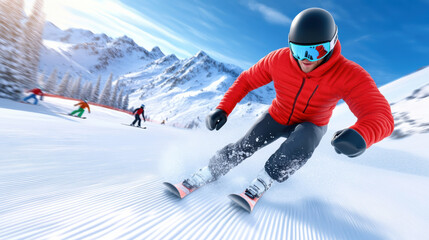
40, 22, 164, 82
39, 22, 275, 128
118, 50, 275, 128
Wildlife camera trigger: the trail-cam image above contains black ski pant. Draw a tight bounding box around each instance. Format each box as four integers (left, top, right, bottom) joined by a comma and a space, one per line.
132, 115, 141, 126
208, 111, 327, 182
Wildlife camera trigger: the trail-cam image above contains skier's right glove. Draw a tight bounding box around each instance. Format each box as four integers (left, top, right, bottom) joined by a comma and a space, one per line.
331, 128, 366, 158
206, 108, 227, 131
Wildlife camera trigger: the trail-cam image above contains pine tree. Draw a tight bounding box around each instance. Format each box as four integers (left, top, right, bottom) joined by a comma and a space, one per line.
117, 89, 124, 109
98, 73, 112, 106
81, 81, 93, 102
111, 81, 119, 108
36, 71, 45, 87
44, 68, 58, 93
70, 75, 82, 99
0, 0, 25, 100
56, 72, 71, 97
86, 82, 93, 101
65, 77, 74, 97
0, 67, 21, 100
122, 94, 129, 110
91, 75, 101, 102
21, 0, 45, 90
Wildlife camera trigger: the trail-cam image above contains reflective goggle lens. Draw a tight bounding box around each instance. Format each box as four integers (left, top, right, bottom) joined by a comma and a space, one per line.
290, 42, 331, 62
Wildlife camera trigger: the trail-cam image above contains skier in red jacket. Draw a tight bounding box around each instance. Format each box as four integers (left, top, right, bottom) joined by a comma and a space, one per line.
178, 8, 394, 203
23, 88, 44, 105
130, 104, 146, 127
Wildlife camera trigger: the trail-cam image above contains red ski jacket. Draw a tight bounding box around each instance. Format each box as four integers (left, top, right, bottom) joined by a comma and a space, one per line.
28, 88, 43, 96
133, 107, 146, 121
217, 41, 394, 148
133, 108, 144, 115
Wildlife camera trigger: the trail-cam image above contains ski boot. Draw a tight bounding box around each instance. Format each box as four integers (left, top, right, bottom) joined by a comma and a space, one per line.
164, 166, 215, 199
229, 169, 274, 212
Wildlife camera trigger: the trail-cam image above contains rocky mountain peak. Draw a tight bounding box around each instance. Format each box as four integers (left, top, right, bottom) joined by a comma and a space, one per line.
150, 46, 164, 59
114, 35, 137, 46
195, 50, 208, 59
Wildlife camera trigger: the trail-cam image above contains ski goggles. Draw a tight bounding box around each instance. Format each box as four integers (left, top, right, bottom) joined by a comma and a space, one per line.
289, 30, 338, 62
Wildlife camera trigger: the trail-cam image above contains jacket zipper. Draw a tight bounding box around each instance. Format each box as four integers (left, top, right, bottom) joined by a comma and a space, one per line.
303, 85, 319, 113
287, 77, 306, 125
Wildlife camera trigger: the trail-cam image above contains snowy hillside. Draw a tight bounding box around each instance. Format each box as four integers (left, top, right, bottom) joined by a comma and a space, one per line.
1, 64, 429, 239
381, 66, 429, 139
390, 82, 429, 139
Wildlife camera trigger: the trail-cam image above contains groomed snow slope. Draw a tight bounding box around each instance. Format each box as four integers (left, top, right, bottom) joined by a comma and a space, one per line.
0, 88, 428, 240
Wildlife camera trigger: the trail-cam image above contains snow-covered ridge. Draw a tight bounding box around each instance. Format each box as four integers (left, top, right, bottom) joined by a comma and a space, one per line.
43, 22, 111, 45
40, 22, 166, 82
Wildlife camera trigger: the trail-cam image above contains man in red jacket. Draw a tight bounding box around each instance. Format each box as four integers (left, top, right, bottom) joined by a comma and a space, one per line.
180, 8, 394, 202
130, 104, 146, 127
23, 88, 44, 105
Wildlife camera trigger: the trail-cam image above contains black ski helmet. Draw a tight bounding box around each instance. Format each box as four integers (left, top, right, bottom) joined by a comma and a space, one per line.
288, 8, 338, 45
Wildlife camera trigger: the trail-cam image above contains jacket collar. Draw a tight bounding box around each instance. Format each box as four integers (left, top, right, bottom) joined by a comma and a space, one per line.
289, 40, 342, 77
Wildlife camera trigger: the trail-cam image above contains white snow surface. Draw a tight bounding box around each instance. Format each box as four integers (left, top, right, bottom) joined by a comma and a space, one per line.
1, 67, 429, 239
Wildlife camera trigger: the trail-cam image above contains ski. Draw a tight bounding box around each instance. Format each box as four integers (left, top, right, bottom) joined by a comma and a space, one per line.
163, 182, 195, 199
228, 192, 261, 213
121, 123, 146, 129
69, 115, 86, 119
19, 101, 37, 105
60, 113, 86, 119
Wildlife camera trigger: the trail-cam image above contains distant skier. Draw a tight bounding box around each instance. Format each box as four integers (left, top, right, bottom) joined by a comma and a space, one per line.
70, 100, 91, 118
130, 104, 146, 127
23, 88, 44, 105
169, 8, 394, 210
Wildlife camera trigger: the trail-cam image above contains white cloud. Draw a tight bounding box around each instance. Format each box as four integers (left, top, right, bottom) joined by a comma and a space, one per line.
247, 1, 291, 25
35, 0, 193, 58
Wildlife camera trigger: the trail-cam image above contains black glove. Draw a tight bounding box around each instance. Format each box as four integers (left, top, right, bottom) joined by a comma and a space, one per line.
331, 128, 366, 158
206, 109, 227, 131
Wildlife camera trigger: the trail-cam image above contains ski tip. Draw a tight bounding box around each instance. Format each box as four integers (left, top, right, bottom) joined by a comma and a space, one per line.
163, 182, 181, 198
163, 182, 187, 199
228, 193, 255, 213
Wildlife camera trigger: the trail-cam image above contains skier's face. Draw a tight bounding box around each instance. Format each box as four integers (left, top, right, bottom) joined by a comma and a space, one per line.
298, 59, 323, 73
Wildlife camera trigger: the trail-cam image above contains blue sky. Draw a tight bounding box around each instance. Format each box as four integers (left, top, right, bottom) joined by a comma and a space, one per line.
26, 0, 429, 86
